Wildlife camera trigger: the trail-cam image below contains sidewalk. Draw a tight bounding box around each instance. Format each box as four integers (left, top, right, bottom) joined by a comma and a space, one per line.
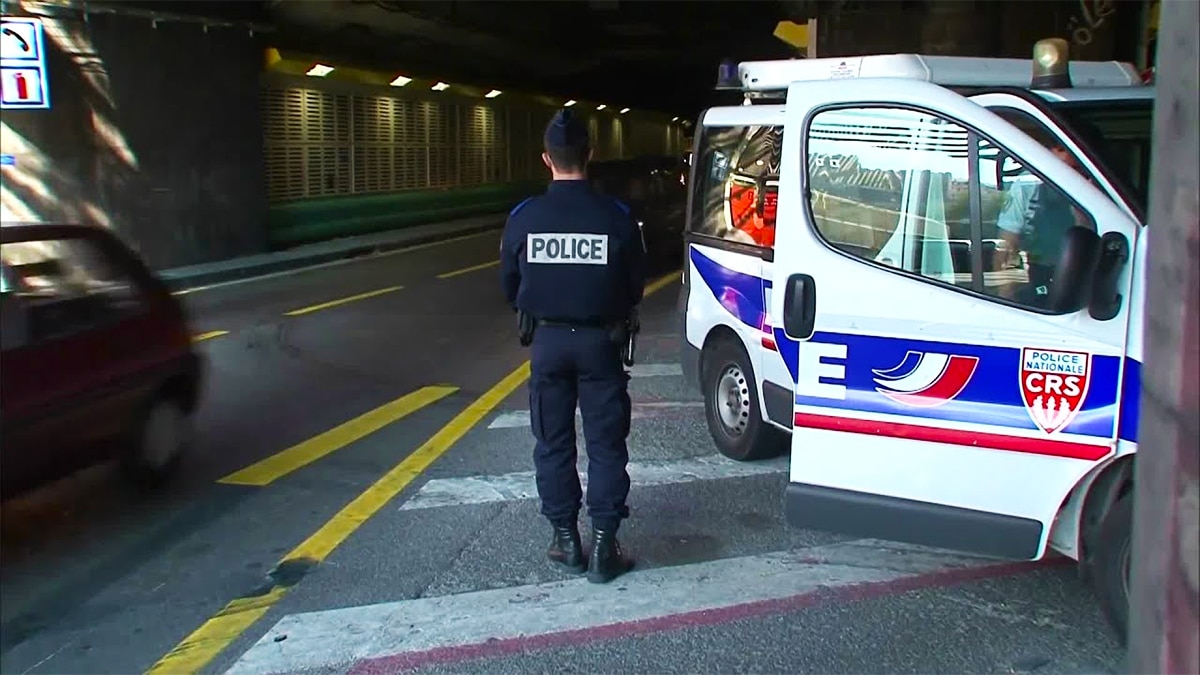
156, 213, 506, 292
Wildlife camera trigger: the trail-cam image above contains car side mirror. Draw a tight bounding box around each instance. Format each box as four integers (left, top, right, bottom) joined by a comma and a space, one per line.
0, 292, 30, 350
1048, 225, 1102, 313
1088, 231, 1130, 321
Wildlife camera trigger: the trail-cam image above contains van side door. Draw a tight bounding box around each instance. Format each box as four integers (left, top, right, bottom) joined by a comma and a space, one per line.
771, 78, 1138, 561
683, 105, 794, 431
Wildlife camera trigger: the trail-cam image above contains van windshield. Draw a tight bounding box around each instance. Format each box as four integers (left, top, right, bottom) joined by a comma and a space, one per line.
1050, 99, 1153, 216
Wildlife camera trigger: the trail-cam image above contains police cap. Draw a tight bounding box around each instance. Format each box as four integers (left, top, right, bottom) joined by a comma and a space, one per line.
543, 108, 590, 152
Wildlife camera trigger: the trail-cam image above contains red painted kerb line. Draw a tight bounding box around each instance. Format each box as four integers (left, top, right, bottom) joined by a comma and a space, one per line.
346, 557, 1070, 674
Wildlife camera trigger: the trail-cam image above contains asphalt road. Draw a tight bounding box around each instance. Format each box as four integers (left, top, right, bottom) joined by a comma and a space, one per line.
0, 228, 1124, 675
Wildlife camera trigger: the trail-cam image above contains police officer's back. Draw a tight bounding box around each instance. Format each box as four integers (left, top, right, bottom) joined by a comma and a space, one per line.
500, 109, 646, 584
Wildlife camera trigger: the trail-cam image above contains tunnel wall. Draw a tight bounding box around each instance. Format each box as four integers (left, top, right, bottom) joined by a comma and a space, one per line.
260, 73, 686, 204
258, 72, 687, 246
0, 6, 269, 270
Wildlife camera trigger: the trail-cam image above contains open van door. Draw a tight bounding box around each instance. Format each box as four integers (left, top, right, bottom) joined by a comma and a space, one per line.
770, 77, 1139, 561
682, 104, 792, 461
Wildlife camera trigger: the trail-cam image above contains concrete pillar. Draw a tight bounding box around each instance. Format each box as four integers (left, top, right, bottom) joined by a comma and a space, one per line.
1126, 0, 1200, 671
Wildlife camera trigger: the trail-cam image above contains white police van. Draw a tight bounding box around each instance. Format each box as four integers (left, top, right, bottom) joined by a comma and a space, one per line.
678, 40, 1152, 639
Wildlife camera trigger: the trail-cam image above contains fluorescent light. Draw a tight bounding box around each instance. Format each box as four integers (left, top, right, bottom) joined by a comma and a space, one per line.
485, 89, 502, 98
671, 116, 679, 122
564, 99, 576, 107
619, 107, 630, 114
389, 75, 412, 87
307, 64, 334, 77
596, 104, 607, 110
431, 81, 450, 91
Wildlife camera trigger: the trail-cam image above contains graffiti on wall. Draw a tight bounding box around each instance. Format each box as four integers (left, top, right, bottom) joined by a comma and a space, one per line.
1067, 0, 1117, 46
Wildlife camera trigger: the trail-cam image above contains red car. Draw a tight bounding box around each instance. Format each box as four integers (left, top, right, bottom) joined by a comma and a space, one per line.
1, 223, 204, 499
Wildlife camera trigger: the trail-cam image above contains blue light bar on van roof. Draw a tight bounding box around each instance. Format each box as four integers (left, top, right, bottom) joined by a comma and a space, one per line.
737, 54, 1143, 92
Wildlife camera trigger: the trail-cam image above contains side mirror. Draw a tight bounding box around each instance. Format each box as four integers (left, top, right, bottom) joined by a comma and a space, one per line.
1047, 225, 1102, 313
0, 292, 30, 350
1088, 231, 1130, 321
782, 273, 817, 339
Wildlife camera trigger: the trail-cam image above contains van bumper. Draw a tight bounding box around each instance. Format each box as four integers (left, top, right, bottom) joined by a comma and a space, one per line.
783, 481, 1044, 560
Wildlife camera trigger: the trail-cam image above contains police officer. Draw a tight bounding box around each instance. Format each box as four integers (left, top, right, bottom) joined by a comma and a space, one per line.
500, 109, 646, 584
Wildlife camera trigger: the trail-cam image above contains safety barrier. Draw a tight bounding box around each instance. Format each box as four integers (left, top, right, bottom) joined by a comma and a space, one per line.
267, 180, 546, 248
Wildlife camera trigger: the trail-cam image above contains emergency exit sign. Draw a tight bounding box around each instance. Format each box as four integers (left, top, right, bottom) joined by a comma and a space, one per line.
0, 16, 51, 109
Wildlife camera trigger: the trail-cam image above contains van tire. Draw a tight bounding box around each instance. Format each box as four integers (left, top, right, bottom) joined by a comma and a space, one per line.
701, 337, 782, 462
1092, 493, 1132, 645
120, 396, 191, 489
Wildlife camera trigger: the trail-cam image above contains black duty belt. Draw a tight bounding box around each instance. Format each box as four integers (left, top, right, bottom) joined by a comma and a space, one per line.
536, 318, 617, 329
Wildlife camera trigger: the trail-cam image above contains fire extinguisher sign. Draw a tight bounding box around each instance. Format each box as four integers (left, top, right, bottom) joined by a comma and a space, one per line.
1, 16, 50, 110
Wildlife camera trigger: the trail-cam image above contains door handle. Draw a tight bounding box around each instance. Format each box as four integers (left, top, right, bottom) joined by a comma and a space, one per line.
783, 273, 816, 339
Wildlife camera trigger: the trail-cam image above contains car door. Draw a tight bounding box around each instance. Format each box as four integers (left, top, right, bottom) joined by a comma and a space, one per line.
1, 232, 160, 484
684, 104, 794, 428
771, 78, 1138, 561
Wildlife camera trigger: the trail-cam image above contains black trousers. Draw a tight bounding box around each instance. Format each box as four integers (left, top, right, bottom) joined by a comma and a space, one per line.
528, 324, 631, 532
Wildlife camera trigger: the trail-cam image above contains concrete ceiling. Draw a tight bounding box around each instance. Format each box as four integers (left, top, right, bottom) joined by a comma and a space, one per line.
107, 0, 818, 114
264, 0, 813, 115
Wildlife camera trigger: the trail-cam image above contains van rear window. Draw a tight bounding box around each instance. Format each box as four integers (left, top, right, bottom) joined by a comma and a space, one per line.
688, 124, 784, 250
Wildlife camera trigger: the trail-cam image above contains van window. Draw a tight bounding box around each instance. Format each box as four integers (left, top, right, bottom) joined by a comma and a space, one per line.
689, 124, 783, 249
978, 137, 1097, 309
805, 106, 1096, 313
806, 107, 972, 288
1052, 100, 1153, 215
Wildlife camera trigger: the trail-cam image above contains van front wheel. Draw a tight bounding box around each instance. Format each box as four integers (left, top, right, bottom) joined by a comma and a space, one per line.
1092, 493, 1132, 645
701, 338, 781, 462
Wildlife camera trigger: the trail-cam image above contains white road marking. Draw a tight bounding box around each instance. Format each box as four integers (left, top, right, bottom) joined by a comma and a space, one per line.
399, 454, 786, 511
487, 410, 535, 430
629, 363, 682, 377
225, 540, 1001, 675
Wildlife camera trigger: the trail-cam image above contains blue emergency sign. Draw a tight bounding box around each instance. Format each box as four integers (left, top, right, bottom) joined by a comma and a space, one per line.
1, 16, 51, 110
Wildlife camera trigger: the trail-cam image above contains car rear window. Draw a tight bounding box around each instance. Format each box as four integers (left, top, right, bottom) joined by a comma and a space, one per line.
1, 234, 147, 325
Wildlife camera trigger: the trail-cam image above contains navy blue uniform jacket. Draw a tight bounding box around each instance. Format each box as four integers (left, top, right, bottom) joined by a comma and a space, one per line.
501, 179, 646, 324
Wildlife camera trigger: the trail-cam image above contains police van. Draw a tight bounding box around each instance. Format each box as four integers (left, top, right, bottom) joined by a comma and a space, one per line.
678, 40, 1152, 639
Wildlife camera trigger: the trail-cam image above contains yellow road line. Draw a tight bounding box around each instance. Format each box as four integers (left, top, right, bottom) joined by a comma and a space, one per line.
645, 269, 680, 296
437, 259, 499, 279
191, 330, 229, 342
145, 268, 681, 675
218, 386, 460, 487
282, 286, 402, 317
285, 362, 530, 562
145, 366, 527, 675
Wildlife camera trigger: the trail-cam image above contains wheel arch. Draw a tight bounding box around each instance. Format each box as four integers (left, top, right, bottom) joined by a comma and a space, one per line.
1077, 453, 1136, 579
155, 352, 204, 415
699, 324, 747, 376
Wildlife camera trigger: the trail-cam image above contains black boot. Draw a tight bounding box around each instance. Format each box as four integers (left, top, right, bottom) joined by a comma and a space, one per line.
547, 523, 585, 572
587, 528, 633, 584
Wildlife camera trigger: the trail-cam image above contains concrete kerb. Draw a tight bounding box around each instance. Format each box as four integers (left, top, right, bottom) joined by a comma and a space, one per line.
156, 214, 507, 292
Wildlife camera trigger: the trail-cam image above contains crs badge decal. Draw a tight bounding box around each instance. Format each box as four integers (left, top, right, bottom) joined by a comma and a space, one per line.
873, 350, 979, 408
1020, 347, 1091, 434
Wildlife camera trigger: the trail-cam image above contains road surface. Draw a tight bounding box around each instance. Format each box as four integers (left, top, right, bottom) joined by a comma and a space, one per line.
0, 228, 1124, 674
